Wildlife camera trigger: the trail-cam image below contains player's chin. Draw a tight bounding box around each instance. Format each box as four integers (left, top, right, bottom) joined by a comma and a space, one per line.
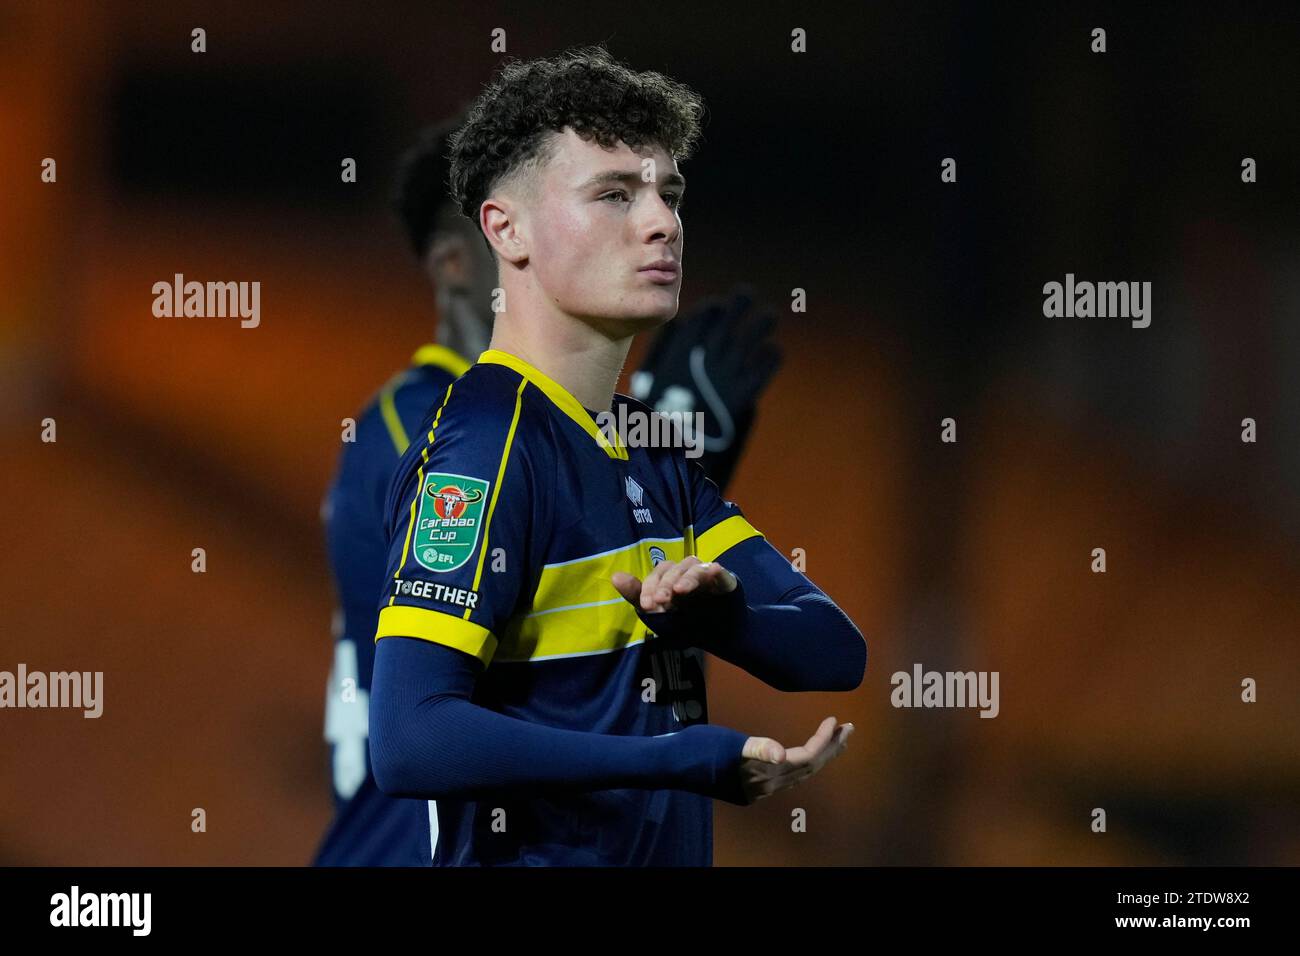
623, 311, 676, 336
623, 286, 680, 327
597, 313, 670, 338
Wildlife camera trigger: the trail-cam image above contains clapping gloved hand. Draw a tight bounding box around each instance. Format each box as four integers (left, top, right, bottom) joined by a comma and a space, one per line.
631, 285, 782, 492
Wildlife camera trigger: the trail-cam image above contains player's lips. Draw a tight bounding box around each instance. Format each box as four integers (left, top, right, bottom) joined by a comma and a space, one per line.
638, 259, 680, 284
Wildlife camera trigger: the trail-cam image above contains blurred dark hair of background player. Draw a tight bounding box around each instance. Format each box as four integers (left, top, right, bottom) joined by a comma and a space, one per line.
312, 112, 784, 865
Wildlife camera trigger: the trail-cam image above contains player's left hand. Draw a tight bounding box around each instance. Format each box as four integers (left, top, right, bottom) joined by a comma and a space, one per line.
611, 555, 736, 614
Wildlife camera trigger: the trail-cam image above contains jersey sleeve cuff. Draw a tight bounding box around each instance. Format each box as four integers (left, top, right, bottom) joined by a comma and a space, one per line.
375, 604, 498, 665
696, 514, 763, 563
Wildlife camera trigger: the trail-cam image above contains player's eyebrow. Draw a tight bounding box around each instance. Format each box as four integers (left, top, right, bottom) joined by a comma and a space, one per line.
578, 169, 686, 191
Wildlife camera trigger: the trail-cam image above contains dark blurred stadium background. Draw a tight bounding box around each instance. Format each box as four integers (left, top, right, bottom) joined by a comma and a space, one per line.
2, 2, 1298, 865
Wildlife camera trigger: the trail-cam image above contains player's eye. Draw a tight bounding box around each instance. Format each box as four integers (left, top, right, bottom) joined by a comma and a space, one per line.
600, 189, 631, 204
663, 192, 684, 210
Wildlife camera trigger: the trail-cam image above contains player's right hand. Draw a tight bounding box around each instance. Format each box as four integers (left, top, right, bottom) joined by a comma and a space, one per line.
737, 716, 853, 804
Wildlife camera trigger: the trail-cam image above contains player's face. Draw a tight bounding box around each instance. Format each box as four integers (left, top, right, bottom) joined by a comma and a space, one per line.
524, 127, 684, 335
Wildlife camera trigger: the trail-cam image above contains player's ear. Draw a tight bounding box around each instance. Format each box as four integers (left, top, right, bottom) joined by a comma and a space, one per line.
480, 196, 529, 266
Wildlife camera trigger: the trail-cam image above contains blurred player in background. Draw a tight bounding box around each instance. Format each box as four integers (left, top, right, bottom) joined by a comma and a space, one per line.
366, 46, 864, 867
313, 109, 782, 864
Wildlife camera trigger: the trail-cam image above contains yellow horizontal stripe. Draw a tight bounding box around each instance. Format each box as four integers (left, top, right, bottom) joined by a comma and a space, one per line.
458, 520, 763, 664
498, 601, 650, 663
375, 605, 497, 666
531, 537, 689, 614
494, 537, 687, 661
695, 514, 763, 563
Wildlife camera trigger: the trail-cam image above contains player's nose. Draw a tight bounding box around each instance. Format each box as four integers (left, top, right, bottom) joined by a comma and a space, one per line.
639, 192, 681, 246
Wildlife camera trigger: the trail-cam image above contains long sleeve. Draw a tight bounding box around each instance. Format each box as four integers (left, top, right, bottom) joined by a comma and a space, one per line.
643, 535, 867, 693
368, 635, 752, 804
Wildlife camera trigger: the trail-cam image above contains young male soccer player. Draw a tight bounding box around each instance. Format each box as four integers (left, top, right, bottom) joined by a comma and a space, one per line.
313, 115, 784, 864
369, 47, 866, 866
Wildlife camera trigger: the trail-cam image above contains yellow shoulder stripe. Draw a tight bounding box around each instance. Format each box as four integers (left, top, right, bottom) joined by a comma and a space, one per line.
376, 346, 469, 455
379, 384, 410, 454
463, 378, 528, 619
390, 382, 456, 604
375, 605, 497, 665
411, 343, 472, 377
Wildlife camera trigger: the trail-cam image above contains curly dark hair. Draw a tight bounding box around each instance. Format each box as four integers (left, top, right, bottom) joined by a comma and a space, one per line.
390, 112, 466, 259
448, 45, 706, 247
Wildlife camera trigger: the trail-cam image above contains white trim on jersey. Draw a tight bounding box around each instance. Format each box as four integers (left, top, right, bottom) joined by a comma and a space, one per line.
428, 800, 439, 863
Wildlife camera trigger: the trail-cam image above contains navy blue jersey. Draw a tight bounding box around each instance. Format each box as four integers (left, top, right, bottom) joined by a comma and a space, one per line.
376, 348, 763, 866
313, 344, 470, 866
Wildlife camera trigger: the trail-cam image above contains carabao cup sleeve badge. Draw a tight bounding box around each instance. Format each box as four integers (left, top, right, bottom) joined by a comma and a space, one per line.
411, 473, 491, 573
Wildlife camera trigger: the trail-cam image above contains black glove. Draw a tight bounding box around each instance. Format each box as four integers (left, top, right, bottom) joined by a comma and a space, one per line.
632, 285, 782, 492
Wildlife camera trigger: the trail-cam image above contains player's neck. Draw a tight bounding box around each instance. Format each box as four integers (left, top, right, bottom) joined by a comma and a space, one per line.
489, 312, 631, 414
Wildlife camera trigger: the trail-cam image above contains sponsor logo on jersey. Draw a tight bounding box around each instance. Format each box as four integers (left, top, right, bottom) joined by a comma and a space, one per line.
627, 476, 653, 524
413, 473, 490, 572
626, 476, 644, 507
